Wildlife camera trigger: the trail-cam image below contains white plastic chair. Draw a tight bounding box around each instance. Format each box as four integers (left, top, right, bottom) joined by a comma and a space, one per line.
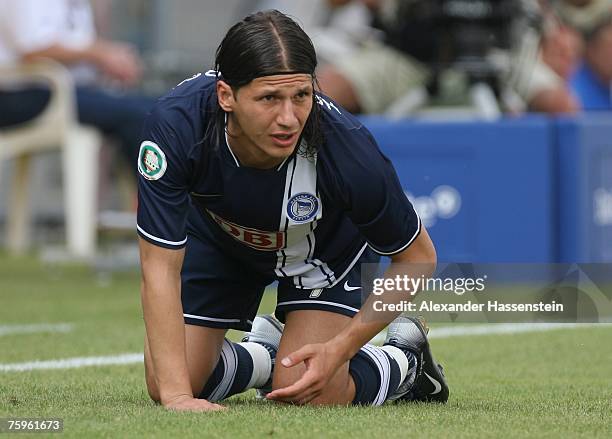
0, 59, 101, 258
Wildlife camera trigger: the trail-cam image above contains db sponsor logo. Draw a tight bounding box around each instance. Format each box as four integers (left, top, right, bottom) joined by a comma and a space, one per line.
209, 211, 285, 251
593, 188, 612, 226
404, 185, 462, 228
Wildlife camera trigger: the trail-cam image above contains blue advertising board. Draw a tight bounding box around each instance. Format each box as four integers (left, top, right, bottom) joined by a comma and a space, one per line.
557, 115, 612, 262
360, 116, 554, 263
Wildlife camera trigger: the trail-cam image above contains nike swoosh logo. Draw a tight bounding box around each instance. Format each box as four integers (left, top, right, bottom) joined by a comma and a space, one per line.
424, 372, 442, 394
343, 281, 361, 292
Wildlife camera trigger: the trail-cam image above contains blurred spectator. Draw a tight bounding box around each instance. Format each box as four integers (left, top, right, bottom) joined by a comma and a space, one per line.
0, 0, 156, 168
541, 24, 583, 80
316, 0, 430, 114
555, 0, 611, 33
569, 12, 612, 109
253, 0, 374, 64
522, 13, 583, 113
317, 0, 586, 115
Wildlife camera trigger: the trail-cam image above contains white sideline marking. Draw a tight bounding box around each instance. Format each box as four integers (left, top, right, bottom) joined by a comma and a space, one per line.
369, 322, 610, 345
429, 322, 610, 338
0, 323, 74, 337
428, 323, 610, 338
1, 323, 610, 372
0, 353, 143, 372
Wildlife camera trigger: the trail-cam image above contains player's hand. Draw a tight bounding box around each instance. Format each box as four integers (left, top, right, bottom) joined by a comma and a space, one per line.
266, 342, 345, 405
163, 394, 226, 412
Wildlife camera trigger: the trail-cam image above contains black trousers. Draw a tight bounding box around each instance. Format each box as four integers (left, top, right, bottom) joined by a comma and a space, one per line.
0, 86, 157, 169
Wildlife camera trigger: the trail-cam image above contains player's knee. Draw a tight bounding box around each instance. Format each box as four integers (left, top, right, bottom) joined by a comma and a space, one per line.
145, 376, 160, 403
272, 367, 353, 406
144, 363, 160, 403
271, 366, 300, 393
309, 376, 354, 406
190, 381, 204, 398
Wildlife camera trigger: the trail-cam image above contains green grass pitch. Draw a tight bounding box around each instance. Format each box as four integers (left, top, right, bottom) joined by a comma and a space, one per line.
0, 254, 611, 438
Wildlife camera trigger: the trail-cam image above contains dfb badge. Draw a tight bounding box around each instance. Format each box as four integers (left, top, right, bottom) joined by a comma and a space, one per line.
138, 141, 167, 181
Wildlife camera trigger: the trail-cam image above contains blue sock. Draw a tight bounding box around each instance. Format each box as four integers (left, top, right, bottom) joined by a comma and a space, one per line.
198, 339, 271, 402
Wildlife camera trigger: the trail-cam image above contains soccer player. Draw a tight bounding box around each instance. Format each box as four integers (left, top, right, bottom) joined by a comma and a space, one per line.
138, 10, 448, 411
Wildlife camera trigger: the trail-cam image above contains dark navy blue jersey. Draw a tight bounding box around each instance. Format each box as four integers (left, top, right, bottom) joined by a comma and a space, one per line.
137, 71, 421, 289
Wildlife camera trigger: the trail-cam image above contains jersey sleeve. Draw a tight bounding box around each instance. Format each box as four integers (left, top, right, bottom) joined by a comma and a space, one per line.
136, 105, 193, 249
324, 123, 421, 256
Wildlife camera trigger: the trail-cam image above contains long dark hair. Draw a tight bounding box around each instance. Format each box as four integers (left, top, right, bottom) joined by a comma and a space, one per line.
206, 10, 322, 158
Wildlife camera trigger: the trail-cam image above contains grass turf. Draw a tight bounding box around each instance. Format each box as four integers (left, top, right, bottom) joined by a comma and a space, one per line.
0, 254, 611, 438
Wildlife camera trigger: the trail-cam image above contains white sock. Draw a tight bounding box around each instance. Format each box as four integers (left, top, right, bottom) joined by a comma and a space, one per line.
239, 341, 272, 389
380, 345, 409, 384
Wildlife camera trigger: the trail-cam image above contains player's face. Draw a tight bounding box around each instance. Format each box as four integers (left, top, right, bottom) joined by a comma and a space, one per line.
217, 73, 314, 169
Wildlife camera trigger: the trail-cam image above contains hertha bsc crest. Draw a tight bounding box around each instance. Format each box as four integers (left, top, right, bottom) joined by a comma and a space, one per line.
287, 192, 319, 223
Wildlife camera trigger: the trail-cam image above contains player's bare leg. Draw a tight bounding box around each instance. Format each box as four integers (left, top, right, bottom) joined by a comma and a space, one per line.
144, 325, 226, 402
272, 310, 356, 405
269, 311, 447, 406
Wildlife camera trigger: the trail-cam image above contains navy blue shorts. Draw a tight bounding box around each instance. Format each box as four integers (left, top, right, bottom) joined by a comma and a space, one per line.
181, 233, 380, 331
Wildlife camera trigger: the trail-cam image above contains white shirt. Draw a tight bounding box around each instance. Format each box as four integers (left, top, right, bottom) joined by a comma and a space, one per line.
0, 0, 96, 82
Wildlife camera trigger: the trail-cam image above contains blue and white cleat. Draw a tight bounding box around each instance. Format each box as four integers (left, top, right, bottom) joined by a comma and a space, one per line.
384, 316, 449, 403
242, 314, 284, 398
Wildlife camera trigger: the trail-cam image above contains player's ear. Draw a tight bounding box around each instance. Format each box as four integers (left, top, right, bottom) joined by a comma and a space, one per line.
217, 80, 235, 112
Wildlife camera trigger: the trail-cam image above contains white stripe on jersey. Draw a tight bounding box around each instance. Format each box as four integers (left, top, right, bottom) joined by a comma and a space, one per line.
325, 242, 368, 288
137, 224, 187, 246
368, 214, 422, 256
274, 142, 334, 289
